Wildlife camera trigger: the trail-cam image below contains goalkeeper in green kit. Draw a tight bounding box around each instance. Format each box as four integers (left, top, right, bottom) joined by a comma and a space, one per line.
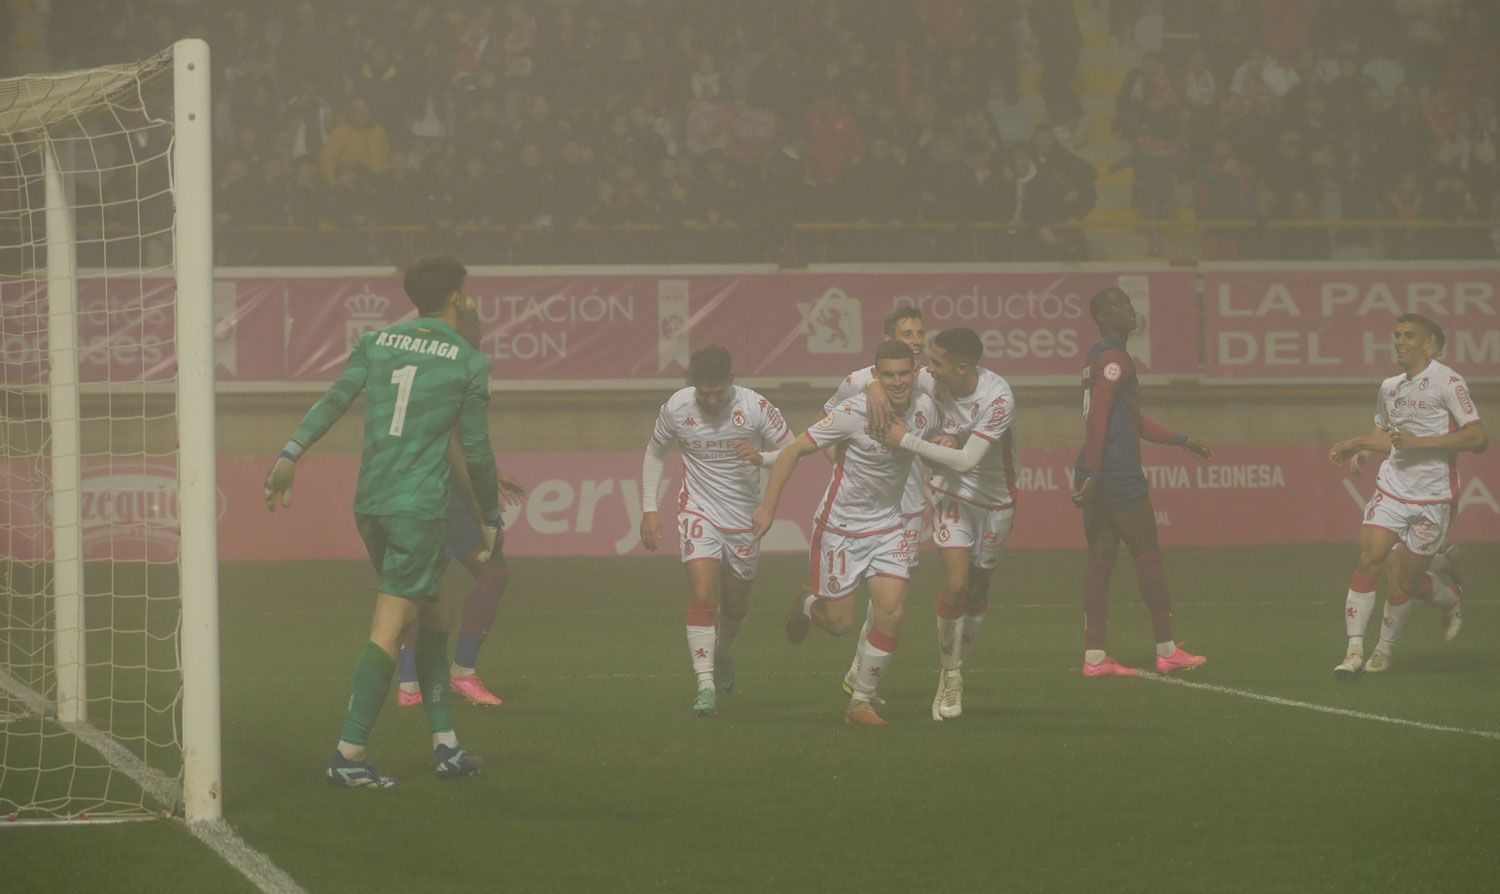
264, 255, 498, 789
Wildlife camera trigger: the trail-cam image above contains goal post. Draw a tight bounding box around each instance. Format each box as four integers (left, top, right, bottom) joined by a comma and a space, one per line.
0, 39, 220, 824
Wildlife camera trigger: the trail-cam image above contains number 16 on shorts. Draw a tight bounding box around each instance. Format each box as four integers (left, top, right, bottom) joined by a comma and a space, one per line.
679, 512, 760, 580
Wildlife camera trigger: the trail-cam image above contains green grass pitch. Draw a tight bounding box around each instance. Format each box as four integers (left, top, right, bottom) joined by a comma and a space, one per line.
9, 545, 1500, 892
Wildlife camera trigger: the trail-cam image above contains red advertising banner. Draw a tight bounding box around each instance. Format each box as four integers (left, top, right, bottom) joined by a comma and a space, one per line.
1203, 266, 1500, 380
11, 444, 1495, 562
1, 268, 1199, 388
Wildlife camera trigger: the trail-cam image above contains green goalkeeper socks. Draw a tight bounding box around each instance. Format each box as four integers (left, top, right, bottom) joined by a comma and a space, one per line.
337, 641, 396, 747
415, 626, 454, 735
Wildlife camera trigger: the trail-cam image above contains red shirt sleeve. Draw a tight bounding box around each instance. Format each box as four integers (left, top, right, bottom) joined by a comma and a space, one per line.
1137, 413, 1181, 444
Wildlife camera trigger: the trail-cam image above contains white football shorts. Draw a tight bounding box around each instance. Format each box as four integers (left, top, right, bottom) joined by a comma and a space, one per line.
678, 511, 759, 580
1360, 490, 1451, 557
932, 497, 1014, 570
809, 525, 909, 601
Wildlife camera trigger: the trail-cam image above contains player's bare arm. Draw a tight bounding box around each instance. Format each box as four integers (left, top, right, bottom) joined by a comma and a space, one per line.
1330, 426, 1390, 464
751, 433, 820, 541
1389, 421, 1487, 453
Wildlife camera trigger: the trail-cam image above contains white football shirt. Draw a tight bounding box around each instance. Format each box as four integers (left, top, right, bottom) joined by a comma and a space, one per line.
805, 392, 941, 535
652, 385, 792, 530
1373, 359, 1482, 503
825, 364, 933, 518
922, 366, 1019, 508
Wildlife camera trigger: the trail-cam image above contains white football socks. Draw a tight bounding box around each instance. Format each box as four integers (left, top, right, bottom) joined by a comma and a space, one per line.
686, 624, 715, 689
936, 615, 962, 671
1345, 588, 1376, 652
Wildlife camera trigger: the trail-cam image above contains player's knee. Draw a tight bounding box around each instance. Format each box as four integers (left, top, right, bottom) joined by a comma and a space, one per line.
941, 572, 969, 598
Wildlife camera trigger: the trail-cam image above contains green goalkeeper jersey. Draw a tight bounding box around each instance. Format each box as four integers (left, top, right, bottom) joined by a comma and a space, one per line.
290, 315, 499, 521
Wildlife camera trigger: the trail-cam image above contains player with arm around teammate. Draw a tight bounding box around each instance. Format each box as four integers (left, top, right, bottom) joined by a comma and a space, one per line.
753, 340, 942, 724
1327, 313, 1485, 678
639, 346, 793, 717
880, 327, 1019, 722
1068, 287, 1211, 678
264, 254, 498, 788
756, 306, 933, 701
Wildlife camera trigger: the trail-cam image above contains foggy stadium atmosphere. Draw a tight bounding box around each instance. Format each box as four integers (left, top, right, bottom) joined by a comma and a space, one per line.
2, 1, 1498, 892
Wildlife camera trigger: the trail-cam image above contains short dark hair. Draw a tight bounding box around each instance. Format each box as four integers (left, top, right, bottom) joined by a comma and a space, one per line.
403, 254, 467, 315
933, 327, 982, 365
1397, 313, 1444, 352
688, 345, 732, 384
883, 306, 923, 338
1090, 286, 1129, 321
874, 339, 914, 364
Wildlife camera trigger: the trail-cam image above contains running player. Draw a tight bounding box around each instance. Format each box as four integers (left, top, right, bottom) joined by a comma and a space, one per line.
1068, 287, 1210, 678
880, 327, 1018, 722
753, 340, 941, 724
265, 254, 496, 788
639, 346, 793, 717
1327, 313, 1484, 677
816, 306, 931, 699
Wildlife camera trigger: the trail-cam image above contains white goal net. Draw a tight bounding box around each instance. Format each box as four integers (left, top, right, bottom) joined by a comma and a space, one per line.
0, 41, 220, 824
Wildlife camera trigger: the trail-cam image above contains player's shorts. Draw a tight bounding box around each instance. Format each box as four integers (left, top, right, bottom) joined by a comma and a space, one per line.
932, 495, 1014, 571
1073, 457, 1149, 509
809, 525, 909, 601
1360, 490, 1451, 557
900, 512, 923, 570
354, 513, 448, 600
678, 512, 759, 581
446, 491, 502, 560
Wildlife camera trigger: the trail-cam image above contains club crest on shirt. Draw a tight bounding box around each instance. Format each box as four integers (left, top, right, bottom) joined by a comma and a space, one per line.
915, 410, 927, 429
1420, 378, 1430, 390
732, 408, 746, 428
817, 415, 836, 428
1102, 361, 1122, 382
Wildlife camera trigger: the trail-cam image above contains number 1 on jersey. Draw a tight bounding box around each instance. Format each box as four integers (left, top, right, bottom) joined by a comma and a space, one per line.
389, 365, 417, 436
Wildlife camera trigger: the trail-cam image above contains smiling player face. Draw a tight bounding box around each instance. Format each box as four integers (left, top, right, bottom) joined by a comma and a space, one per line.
925, 344, 967, 393
875, 356, 916, 413
1392, 321, 1434, 374
889, 316, 926, 358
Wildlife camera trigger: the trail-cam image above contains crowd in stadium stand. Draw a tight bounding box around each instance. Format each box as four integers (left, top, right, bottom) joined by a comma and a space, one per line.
44, 0, 1500, 264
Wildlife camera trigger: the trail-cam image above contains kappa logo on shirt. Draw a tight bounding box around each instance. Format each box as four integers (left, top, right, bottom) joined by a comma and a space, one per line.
683, 416, 697, 427
1456, 385, 1474, 415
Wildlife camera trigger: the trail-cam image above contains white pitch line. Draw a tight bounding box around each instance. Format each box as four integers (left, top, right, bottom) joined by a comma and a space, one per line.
0, 672, 306, 894
1139, 672, 1500, 742
186, 819, 308, 894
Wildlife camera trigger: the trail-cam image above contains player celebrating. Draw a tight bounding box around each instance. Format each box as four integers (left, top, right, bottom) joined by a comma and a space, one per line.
754, 340, 941, 724
1327, 313, 1484, 678
640, 346, 793, 717
1068, 287, 1210, 677
395, 305, 525, 708
817, 306, 930, 698
265, 254, 497, 789
881, 327, 1020, 722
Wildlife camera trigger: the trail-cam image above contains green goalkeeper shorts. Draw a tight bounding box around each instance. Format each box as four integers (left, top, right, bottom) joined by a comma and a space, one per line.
354, 513, 449, 600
